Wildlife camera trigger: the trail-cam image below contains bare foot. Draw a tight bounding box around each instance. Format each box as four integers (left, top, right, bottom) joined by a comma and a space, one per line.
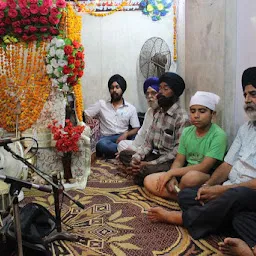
218, 237, 254, 256
147, 207, 183, 225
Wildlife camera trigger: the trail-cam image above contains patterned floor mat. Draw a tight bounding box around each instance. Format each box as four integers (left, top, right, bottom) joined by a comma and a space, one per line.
20, 160, 223, 255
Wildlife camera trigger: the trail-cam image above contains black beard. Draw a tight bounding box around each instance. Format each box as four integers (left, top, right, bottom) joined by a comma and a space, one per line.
111, 92, 123, 102
157, 94, 178, 110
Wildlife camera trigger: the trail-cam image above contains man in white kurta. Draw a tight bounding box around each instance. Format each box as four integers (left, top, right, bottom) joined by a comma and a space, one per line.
117, 77, 160, 152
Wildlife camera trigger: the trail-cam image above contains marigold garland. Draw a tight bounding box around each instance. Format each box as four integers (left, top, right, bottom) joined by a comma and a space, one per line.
173, 1, 177, 61
0, 41, 51, 132
74, 0, 127, 16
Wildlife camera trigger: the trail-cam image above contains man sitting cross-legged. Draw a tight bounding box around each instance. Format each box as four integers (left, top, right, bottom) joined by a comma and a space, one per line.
147, 67, 256, 254
144, 91, 227, 201
121, 72, 190, 186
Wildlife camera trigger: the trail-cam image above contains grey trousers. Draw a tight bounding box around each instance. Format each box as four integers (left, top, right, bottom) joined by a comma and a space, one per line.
178, 186, 256, 247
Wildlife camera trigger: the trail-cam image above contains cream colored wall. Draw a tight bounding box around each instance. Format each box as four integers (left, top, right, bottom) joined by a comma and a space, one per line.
81, 11, 177, 113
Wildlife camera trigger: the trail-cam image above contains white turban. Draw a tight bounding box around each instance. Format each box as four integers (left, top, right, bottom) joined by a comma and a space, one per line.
190, 91, 220, 111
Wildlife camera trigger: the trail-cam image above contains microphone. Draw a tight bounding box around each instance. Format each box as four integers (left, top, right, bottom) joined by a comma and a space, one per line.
0, 174, 52, 193
0, 137, 25, 147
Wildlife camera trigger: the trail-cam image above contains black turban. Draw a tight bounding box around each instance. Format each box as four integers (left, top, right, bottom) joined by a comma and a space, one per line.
242, 67, 256, 90
108, 74, 127, 93
159, 72, 185, 97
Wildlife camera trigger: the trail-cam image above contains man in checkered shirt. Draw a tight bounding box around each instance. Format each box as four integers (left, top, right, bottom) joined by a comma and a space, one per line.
119, 72, 189, 186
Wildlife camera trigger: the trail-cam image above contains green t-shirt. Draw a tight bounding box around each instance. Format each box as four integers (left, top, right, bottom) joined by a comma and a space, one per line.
178, 123, 227, 167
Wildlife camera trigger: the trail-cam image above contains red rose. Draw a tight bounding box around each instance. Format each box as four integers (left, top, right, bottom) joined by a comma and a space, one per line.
8, 8, 18, 18
64, 45, 73, 55
20, 8, 31, 18
14, 27, 22, 34
18, 0, 27, 8
67, 75, 76, 84
40, 27, 47, 32
49, 15, 59, 25
42, 0, 52, 8
0, 28, 6, 35
75, 60, 80, 68
7, 0, 16, 8
72, 41, 80, 49
0, 22, 5, 27
49, 27, 59, 35
63, 66, 71, 74
39, 16, 48, 24
0, 2, 7, 10
56, 0, 66, 8
28, 35, 36, 41
76, 52, 83, 59
78, 71, 84, 78
68, 56, 75, 64
39, 6, 49, 15
5, 17, 12, 25
50, 7, 59, 16
0, 12, 5, 19
31, 16, 39, 23
28, 26, 37, 33
30, 4, 39, 14
12, 21, 21, 28
30, 0, 38, 4
22, 34, 29, 41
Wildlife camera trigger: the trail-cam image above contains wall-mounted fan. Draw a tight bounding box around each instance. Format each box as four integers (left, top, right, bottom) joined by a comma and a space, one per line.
139, 37, 171, 78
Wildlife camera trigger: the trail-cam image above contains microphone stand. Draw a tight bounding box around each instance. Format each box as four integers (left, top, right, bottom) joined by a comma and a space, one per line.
3, 144, 85, 246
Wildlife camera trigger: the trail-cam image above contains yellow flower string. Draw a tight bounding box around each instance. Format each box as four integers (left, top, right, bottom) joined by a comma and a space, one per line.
64, 3, 84, 121
74, 0, 127, 16
0, 42, 51, 132
173, 1, 177, 61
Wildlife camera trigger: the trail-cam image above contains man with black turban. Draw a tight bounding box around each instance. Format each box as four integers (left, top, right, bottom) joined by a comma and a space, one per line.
84, 74, 140, 159
127, 72, 190, 186
147, 67, 256, 256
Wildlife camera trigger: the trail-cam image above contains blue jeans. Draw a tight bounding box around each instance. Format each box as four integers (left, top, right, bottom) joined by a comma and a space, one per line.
96, 134, 135, 159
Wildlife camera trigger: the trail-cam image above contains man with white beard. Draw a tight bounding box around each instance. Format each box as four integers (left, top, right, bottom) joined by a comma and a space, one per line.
117, 77, 160, 153
147, 67, 256, 256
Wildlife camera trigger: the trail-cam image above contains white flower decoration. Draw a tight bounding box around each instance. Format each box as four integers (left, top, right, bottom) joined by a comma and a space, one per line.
50, 58, 59, 69
49, 47, 56, 57
46, 64, 53, 74
58, 59, 68, 67
56, 39, 65, 47
56, 49, 65, 59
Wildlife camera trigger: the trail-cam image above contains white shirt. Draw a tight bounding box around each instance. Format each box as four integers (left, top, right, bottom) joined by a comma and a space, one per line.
117, 107, 154, 152
224, 122, 256, 185
84, 99, 140, 136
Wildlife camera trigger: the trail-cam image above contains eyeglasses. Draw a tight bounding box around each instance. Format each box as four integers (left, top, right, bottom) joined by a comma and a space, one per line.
146, 91, 158, 98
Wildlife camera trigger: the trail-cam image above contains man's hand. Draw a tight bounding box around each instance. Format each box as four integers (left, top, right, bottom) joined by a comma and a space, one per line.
166, 177, 179, 193
116, 132, 128, 144
156, 172, 173, 193
196, 185, 226, 204
84, 114, 94, 125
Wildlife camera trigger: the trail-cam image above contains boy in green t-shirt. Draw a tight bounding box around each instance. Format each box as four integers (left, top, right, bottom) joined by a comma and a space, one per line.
144, 91, 227, 201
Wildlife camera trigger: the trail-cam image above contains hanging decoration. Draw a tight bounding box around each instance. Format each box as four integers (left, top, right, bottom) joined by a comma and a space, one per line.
0, 0, 66, 44
173, 0, 177, 61
140, 0, 173, 21
63, 3, 84, 121
46, 37, 85, 91
73, 0, 128, 16
0, 41, 51, 132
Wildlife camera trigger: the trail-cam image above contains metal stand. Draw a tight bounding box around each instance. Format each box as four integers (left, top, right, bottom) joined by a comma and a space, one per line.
11, 186, 23, 256
43, 174, 78, 244
2, 144, 85, 250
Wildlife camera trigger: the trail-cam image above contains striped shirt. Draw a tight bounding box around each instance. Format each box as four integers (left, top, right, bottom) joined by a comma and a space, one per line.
133, 102, 190, 165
